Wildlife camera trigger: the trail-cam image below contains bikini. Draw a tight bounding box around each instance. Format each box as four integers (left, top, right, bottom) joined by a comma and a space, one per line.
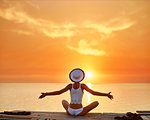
68, 83, 83, 115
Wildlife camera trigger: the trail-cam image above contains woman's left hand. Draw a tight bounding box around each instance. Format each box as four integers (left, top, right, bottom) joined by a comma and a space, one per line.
39, 93, 46, 99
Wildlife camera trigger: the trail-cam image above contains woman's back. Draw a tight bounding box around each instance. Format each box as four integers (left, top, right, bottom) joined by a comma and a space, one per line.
70, 83, 83, 104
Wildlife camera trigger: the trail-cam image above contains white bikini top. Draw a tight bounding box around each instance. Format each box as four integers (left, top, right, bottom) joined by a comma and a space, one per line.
70, 83, 83, 104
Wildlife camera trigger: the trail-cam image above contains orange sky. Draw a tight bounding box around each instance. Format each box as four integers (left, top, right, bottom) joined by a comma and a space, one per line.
0, 0, 150, 83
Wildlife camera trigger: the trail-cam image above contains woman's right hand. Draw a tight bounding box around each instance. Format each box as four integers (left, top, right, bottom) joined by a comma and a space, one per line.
39, 92, 46, 99
107, 92, 113, 100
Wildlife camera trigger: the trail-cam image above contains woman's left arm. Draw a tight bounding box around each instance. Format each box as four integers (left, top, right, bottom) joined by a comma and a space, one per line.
39, 84, 71, 99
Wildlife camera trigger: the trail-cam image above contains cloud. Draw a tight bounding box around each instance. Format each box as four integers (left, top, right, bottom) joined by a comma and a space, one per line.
0, 7, 37, 24
84, 19, 134, 40
12, 29, 33, 36
0, 3, 77, 38
66, 19, 133, 56
0, 0, 134, 56
41, 23, 78, 38
0, 1, 133, 39
67, 40, 106, 56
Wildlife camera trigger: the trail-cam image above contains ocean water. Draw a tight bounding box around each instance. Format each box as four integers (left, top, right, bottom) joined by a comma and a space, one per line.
0, 83, 150, 113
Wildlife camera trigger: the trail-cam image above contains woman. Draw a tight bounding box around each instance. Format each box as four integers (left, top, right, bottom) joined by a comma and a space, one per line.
39, 68, 113, 116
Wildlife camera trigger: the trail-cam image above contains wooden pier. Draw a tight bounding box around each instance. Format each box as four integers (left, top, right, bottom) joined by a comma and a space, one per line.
0, 111, 150, 120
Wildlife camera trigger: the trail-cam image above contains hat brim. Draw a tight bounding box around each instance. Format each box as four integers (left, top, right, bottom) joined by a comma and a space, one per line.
69, 68, 85, 82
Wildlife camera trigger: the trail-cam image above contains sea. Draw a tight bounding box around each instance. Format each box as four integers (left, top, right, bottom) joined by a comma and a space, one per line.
0, 83, 150, 113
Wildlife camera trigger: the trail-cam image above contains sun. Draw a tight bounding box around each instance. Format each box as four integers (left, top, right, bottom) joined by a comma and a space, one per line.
85, 71, 94, 79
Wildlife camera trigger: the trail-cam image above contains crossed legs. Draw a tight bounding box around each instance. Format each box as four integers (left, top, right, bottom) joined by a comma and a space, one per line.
62, 100, 99, 116
78, 101, 99, 116
62, 100, 70, 115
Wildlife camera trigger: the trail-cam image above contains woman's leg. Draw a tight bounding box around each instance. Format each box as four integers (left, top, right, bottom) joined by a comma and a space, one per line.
78, 101, 99, 116
62, 100, 70, 115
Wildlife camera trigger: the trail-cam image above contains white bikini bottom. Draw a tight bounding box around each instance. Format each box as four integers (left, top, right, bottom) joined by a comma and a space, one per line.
68, 107, 83, 116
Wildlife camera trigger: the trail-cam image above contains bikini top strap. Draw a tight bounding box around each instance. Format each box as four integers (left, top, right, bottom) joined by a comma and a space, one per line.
79, 83, 81, 88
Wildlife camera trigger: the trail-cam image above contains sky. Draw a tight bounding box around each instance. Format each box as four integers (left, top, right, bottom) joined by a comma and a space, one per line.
0, 0, 150, 83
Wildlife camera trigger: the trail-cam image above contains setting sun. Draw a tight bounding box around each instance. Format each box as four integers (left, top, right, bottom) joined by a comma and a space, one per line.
85, 71, 94, 79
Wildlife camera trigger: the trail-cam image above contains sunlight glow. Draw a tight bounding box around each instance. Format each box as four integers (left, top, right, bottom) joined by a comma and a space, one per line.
85, 71, 94, 79
86, 82, 91, 103
87, 82, 91, 88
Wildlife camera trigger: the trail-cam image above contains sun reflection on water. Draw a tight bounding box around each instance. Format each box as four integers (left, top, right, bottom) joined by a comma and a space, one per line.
86, 82, 91, 103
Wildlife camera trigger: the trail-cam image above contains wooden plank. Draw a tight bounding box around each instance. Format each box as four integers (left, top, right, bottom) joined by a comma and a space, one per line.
137, 111, 150, 113
139, 113, 150, 116
0, 114, 39, 119
0, 111, 128, 120
136, 111, 150, 116
141, 116, 150, 120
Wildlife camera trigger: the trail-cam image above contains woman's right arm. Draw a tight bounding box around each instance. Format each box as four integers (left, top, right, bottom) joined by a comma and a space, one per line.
82, 84, 113, 100
39, 84, 71, 99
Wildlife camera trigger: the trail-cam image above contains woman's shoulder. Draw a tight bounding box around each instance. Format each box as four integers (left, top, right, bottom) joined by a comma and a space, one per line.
81, 83, 87, 88
66, 83, 72, 88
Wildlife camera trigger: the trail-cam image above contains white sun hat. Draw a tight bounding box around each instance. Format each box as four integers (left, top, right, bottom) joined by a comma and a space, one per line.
69, 68, 85, 82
